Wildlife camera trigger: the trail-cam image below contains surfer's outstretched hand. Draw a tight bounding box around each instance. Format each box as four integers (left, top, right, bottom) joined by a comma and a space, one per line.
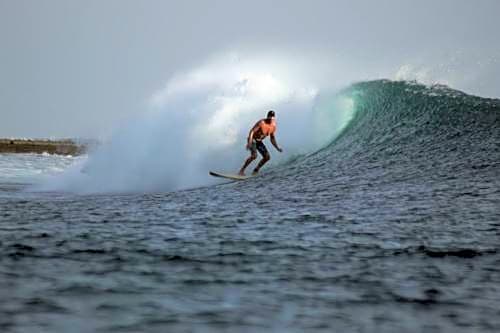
277, 147, 283, 153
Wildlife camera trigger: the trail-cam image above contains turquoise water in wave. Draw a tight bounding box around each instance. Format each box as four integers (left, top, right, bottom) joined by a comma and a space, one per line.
1, 80, 499, 332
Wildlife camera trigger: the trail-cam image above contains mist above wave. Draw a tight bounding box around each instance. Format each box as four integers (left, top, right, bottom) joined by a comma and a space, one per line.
40, 53, 355, 193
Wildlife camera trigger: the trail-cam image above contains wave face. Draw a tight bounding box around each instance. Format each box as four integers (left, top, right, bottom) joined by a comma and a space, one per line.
286, 80, 500, 191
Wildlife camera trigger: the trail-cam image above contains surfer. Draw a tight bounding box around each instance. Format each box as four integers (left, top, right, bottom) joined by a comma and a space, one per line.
238, 110, 283, 176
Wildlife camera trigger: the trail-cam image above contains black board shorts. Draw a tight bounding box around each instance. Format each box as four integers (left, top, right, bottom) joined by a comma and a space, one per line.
251, 140, 269, 156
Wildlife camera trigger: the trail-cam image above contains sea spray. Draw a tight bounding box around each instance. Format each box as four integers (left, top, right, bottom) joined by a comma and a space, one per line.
41, 53, 354, 193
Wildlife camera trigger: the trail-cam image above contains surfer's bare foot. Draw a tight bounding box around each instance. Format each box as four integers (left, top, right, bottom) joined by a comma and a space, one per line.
238, 171, 245, 176
252, 169, 259, 176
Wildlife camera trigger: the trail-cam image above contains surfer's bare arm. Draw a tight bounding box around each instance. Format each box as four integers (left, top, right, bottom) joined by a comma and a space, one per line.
270, 134, 282, 152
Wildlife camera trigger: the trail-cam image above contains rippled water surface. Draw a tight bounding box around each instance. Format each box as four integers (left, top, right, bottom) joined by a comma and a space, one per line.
1, 81, 500, 332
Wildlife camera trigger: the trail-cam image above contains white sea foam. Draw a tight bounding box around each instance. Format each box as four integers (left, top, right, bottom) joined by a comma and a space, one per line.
0, 153, 83, 184
40, 52, 357, 193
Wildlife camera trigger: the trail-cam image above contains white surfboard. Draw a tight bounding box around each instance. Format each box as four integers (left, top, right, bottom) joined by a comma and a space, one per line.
209, 171, 252, 181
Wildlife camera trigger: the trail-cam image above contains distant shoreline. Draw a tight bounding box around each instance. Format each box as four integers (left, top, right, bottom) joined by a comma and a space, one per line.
0, 138, 89, 156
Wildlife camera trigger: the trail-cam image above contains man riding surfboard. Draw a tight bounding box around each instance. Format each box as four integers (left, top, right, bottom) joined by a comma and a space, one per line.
238, 110, 283, 176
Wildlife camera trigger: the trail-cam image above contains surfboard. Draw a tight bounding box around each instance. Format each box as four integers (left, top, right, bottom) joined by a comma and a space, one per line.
209, 171, 252, 181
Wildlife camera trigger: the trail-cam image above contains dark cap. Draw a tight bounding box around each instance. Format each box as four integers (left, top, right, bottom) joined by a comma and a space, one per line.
267, 110, 275, 118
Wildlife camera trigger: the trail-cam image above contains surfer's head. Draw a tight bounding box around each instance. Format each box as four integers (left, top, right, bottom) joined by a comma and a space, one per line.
266, 110, 275, 119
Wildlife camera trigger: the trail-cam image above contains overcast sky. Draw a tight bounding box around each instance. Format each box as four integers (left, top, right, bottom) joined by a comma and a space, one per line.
1, 0, 499, 138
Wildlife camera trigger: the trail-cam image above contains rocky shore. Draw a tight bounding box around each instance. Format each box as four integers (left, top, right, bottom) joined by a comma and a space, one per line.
0, 138, 88, 156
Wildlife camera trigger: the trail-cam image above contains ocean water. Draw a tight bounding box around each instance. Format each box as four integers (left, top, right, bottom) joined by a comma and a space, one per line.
1, 80, 500, 332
